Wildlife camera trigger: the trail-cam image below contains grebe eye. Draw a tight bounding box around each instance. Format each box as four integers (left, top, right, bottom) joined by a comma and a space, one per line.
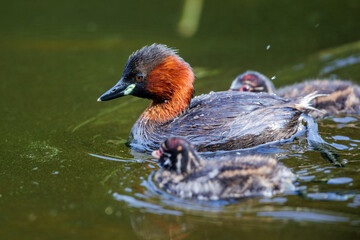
135, 75, 143, 82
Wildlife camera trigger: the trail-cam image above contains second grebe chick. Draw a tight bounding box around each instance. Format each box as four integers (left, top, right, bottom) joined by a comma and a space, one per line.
98, 44, 320, 152
230, 71, 360, 117
152, 137, 296, 200
229, 71, 276, 94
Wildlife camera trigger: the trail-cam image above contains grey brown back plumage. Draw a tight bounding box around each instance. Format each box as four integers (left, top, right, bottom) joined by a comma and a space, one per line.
277, 79, 360, 117
130, 91, 315, 152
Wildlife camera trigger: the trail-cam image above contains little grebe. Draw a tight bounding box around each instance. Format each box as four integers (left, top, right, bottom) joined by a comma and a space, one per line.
98, 44, 320, 152
230, 71, 360, 117
152, 137, 295, 200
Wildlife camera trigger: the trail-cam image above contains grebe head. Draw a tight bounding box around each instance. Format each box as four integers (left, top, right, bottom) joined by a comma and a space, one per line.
229, 71, 275, 93
98, 44, 195, 103
152, 137, 202, 174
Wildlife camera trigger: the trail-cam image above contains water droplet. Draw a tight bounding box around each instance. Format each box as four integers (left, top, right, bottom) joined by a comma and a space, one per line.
193, 115, 199, 119
32, 167, 38, 171
271, 76, 276, 80
52, 171, 59, 175
125, 188, 132, 192
266, 45, 271, 50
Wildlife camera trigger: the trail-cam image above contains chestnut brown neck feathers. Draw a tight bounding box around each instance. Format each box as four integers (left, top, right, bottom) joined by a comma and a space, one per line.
141, 55, 195, 123
98, 44, 196, 124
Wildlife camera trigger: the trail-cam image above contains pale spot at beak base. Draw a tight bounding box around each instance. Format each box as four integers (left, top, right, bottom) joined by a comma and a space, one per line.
152, 150, 161, 159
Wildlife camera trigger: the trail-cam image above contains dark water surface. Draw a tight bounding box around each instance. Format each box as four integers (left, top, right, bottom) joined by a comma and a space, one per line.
1, 0, 360, 239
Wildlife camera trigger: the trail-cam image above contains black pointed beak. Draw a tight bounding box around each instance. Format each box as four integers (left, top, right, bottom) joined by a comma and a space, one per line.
97, 78, 132, 102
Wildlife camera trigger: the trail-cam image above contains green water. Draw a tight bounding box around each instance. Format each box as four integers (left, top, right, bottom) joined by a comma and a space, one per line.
1, 0, 360, 239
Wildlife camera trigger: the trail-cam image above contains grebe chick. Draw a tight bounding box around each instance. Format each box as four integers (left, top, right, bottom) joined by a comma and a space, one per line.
152, 137, 295, 200
98, 44, 320, 152
230, 71, 360, 117
229, 70, 276, 94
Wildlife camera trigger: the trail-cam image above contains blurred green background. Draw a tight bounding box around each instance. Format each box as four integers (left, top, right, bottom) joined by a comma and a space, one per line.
1, 0, 360, 239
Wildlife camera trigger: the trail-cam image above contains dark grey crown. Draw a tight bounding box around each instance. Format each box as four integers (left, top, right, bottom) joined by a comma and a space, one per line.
124, 44, 178, 77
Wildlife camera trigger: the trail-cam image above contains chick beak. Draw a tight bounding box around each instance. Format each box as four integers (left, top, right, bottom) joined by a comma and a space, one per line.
239, 84, 252, 92
97, 78, 134, 101
152, 150, 161, 159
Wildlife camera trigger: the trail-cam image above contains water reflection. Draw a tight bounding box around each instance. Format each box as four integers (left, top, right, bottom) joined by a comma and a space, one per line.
276, 40, 360, 85
327, 177, 353, 185
178, 0, 204, 37
307, 192, 354, 201
320, 53, 360, 75
257, 211, 349, 223
113, 193, 182, 216
130, 212, 191, 240
124, 202, 359, 240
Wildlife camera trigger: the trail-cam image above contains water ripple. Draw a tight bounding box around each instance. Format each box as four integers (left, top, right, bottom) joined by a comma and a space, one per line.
257, 211, 349, 223
327, 177, 353, 185
112, 192, 183, 216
